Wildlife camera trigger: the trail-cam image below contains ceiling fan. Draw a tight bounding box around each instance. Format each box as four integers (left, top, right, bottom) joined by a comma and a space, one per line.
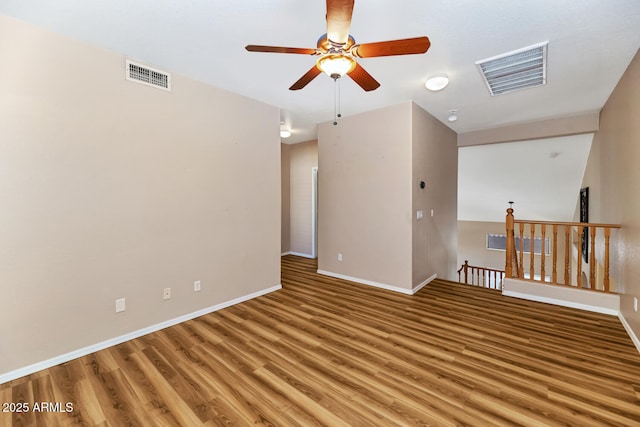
245, 0, 431, 92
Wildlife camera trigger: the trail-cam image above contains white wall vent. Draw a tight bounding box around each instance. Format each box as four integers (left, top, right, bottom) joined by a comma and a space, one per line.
125, 59, 171, 91
476, 42, 548, 96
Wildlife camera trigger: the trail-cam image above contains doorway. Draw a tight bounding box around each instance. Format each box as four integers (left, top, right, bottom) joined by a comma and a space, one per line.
312, 167, 318, 259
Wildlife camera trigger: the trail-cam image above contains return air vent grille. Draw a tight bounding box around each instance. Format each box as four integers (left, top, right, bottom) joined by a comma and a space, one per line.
476, 42, 547, 96
126, 60, 171, 91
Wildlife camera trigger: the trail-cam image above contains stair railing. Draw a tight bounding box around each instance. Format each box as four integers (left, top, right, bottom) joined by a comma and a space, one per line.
457, 260, 505, 290
505, 208, 621, 292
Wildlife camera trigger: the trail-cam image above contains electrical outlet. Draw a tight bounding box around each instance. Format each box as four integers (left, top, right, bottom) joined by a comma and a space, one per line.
634, 297, 638, 312
163, 288, 172, 300
115, 298, 126, 313
338, 253, 343, 262
194, 280, 201, 292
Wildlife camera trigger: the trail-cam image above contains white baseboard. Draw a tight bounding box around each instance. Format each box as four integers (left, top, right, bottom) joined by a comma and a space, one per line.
288, 252, 315, 259
413, 274, 438, 294
503, 290, 619, 316
317, 270, 429, 295
619, 312, 640, 353
281, 251, 291, 256
0, 284, 282, 385
502, 278, 619, 316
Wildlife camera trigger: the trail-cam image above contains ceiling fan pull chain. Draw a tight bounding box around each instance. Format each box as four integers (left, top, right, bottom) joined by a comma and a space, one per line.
332, 75, 343, 126
333, 76, 339, 125
337, 77, 342, 120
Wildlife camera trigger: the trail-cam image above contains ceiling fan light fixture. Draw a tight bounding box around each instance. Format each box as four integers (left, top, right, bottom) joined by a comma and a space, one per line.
425, 73, 449, 91
317, 54, 356, 78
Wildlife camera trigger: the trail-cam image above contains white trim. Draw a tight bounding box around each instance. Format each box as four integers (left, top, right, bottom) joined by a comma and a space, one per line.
502, 290, 619, 316
0, 284, 282, 385
619, 312, 640, 353
311, 167, 318, 259
317, 270, 425, 295
281, 251, 291, 256
502, 278, 620, 316
413, 274, 438, 294
289, 251, 315, 259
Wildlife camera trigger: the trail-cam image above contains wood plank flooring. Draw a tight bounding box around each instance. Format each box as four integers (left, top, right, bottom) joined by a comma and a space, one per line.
2, 255, 640, 426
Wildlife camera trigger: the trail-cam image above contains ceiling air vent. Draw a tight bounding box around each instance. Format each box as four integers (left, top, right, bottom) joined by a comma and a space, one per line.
125, 59, 171, 91
476, 42, 548, 96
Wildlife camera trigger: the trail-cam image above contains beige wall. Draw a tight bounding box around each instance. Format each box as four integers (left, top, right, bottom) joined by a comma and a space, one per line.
281, 144, 291, 254
318, 102, 458, 290
458, 112, 600, 146
318, 103, 413, 289
0, 16, 281, 378
457, 221, 507, 273
411, 103, 458, 283
582, 49, 640, 337
287, 141, 318, 257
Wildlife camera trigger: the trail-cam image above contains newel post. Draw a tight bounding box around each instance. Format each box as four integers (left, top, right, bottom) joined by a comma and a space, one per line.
463, 260, 469, 284
505, 207, 515, 278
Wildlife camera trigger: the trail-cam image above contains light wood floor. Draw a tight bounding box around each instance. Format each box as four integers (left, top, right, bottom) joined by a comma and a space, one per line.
2, 255, 640, 426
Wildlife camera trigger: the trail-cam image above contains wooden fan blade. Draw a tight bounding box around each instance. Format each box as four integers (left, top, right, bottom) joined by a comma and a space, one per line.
245, 45, 317, 55
347, 63, 380, 91
290, 66, 322, 90
352, 36, 431, 58
326, 0, 354, 45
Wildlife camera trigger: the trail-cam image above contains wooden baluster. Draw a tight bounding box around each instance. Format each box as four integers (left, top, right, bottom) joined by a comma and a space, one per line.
540, 224, 546, 282
604, 228, 611, 292
564, 225, 570, 285
519, 223, 525, 278
552, 224, 558, 284
505, 208, 514, 278
577, 225, 583, 288
530, 223, 535, 280
589, 227, 596, 290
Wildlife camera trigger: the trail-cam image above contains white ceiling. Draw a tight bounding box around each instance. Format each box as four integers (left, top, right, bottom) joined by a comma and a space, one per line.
1, 1, 639, 144
458, 135, 594, 222
1, 1, 638, 224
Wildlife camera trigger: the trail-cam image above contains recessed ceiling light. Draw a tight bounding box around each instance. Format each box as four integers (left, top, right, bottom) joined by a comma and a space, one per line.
425, 73, 449, 91
280, 129, 292, 138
